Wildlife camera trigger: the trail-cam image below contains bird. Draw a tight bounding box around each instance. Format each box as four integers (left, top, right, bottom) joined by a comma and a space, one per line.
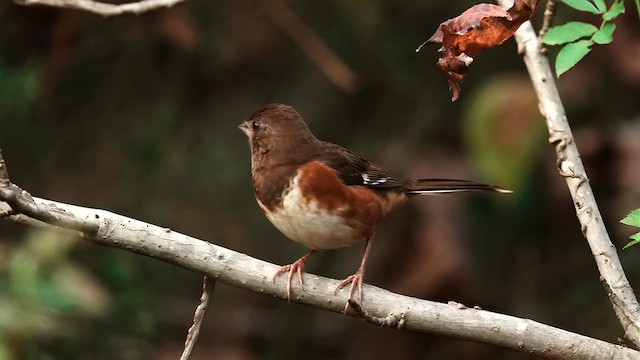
239, 103, 510, 311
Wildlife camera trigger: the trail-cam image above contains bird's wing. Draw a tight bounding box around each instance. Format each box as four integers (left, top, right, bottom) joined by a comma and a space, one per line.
316, 142, 404, 189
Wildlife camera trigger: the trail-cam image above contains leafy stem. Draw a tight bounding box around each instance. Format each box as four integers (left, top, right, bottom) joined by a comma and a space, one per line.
541, 0, 627, 76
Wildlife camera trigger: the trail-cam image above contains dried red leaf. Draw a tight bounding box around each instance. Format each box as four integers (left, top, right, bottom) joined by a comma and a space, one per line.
417, 0, 540, 101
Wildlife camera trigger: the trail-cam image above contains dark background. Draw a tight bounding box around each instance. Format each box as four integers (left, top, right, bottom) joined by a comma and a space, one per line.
0, 0, 639, 359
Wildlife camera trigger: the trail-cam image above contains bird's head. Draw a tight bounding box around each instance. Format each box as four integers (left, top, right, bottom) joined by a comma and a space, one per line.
239, 103, 316, 157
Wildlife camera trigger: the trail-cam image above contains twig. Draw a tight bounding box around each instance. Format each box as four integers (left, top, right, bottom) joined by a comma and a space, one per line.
255, 0, 360, 94
496, 0, 640, 348
0, 150, 9, 187
180, 276, 216, 360
538, 0, 558, 41
0, 150, 98, 234
13, 0, 186, 17
348, 300, 406, 329
1, 195, 638, 359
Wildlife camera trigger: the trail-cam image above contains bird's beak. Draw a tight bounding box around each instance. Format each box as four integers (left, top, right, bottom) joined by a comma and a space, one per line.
238, 121, 250, 136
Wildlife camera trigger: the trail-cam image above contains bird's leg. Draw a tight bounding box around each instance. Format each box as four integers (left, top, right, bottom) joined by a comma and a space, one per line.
335, 236, 373, 312
273, 250, 319, 301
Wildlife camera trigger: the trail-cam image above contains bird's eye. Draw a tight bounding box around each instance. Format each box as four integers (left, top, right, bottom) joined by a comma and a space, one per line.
252, 120, 264, 131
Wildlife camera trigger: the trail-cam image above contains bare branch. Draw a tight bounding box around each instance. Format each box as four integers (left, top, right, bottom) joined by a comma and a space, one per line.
496, 0, 640, 347
180, 276, 216, 360
1, 196, 638, 359
0, 149, 9, 187
14, 0, 186, 17
255, 0, 360, 94
0, 150, 98, 234
348, 299, 406, 329
538, 0, 558, 40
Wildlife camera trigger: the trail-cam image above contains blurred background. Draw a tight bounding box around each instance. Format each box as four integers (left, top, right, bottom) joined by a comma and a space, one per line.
0, 0, 639, 359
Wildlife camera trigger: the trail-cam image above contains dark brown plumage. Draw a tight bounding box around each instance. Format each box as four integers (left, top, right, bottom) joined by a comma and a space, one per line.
239, 103, 509, 310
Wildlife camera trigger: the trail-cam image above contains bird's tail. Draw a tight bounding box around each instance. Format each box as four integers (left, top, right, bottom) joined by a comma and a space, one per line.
404, 179, 511, 195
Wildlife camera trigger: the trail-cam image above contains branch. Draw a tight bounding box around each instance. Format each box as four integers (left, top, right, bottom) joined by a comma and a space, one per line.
180, 276, 216, 360
0, 195, 637, 359
538, 0, 558, 40
13, 0, 186, 17
495, 0, 640, 347
0, 150, 98, 234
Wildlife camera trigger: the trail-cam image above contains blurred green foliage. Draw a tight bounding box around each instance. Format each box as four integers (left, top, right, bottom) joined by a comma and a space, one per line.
463, 75, 547, 190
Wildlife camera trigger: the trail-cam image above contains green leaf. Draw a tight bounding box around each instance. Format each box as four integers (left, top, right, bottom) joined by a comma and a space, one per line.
622, 209, 640, 249
635, 0, 640, 21
622, 234, 640, 249
592, 0, 607, 12
592, 23, 616, 44
543, 22, 599, 45
562, 0, 602, 13
555, 40, 593, 76
603, 1, 626, 21
621, 208, 640, 227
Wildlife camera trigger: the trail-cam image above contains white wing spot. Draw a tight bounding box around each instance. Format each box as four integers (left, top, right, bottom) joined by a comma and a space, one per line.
362, 173, 388, 186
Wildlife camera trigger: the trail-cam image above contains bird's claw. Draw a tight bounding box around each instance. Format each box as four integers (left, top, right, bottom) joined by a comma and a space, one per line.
273, 250, 318, 302
335, 267, 365, 313
273, 260, 305, 301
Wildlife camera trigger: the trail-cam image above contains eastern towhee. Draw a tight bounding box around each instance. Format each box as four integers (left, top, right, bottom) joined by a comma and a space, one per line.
239, 103, 509, 311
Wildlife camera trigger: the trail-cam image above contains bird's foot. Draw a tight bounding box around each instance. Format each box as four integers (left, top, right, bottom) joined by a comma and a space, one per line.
335, 266, 365, 313
273, 261, 304, 301
273, 250, 317, 301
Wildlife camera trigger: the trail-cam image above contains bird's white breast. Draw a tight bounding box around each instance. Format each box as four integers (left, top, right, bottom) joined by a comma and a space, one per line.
257, 173, 365, 250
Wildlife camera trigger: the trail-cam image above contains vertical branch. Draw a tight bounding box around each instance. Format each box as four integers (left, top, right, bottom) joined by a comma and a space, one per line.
538, 0, 558, 39
495, 0, 640, 347
0, 149, 9, 187
180, 276, 216, 360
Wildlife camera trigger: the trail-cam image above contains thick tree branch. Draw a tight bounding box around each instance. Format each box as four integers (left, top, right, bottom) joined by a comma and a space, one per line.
13, 0, 186, 17
0, 193, 637, 359
495, 0, 640, 347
